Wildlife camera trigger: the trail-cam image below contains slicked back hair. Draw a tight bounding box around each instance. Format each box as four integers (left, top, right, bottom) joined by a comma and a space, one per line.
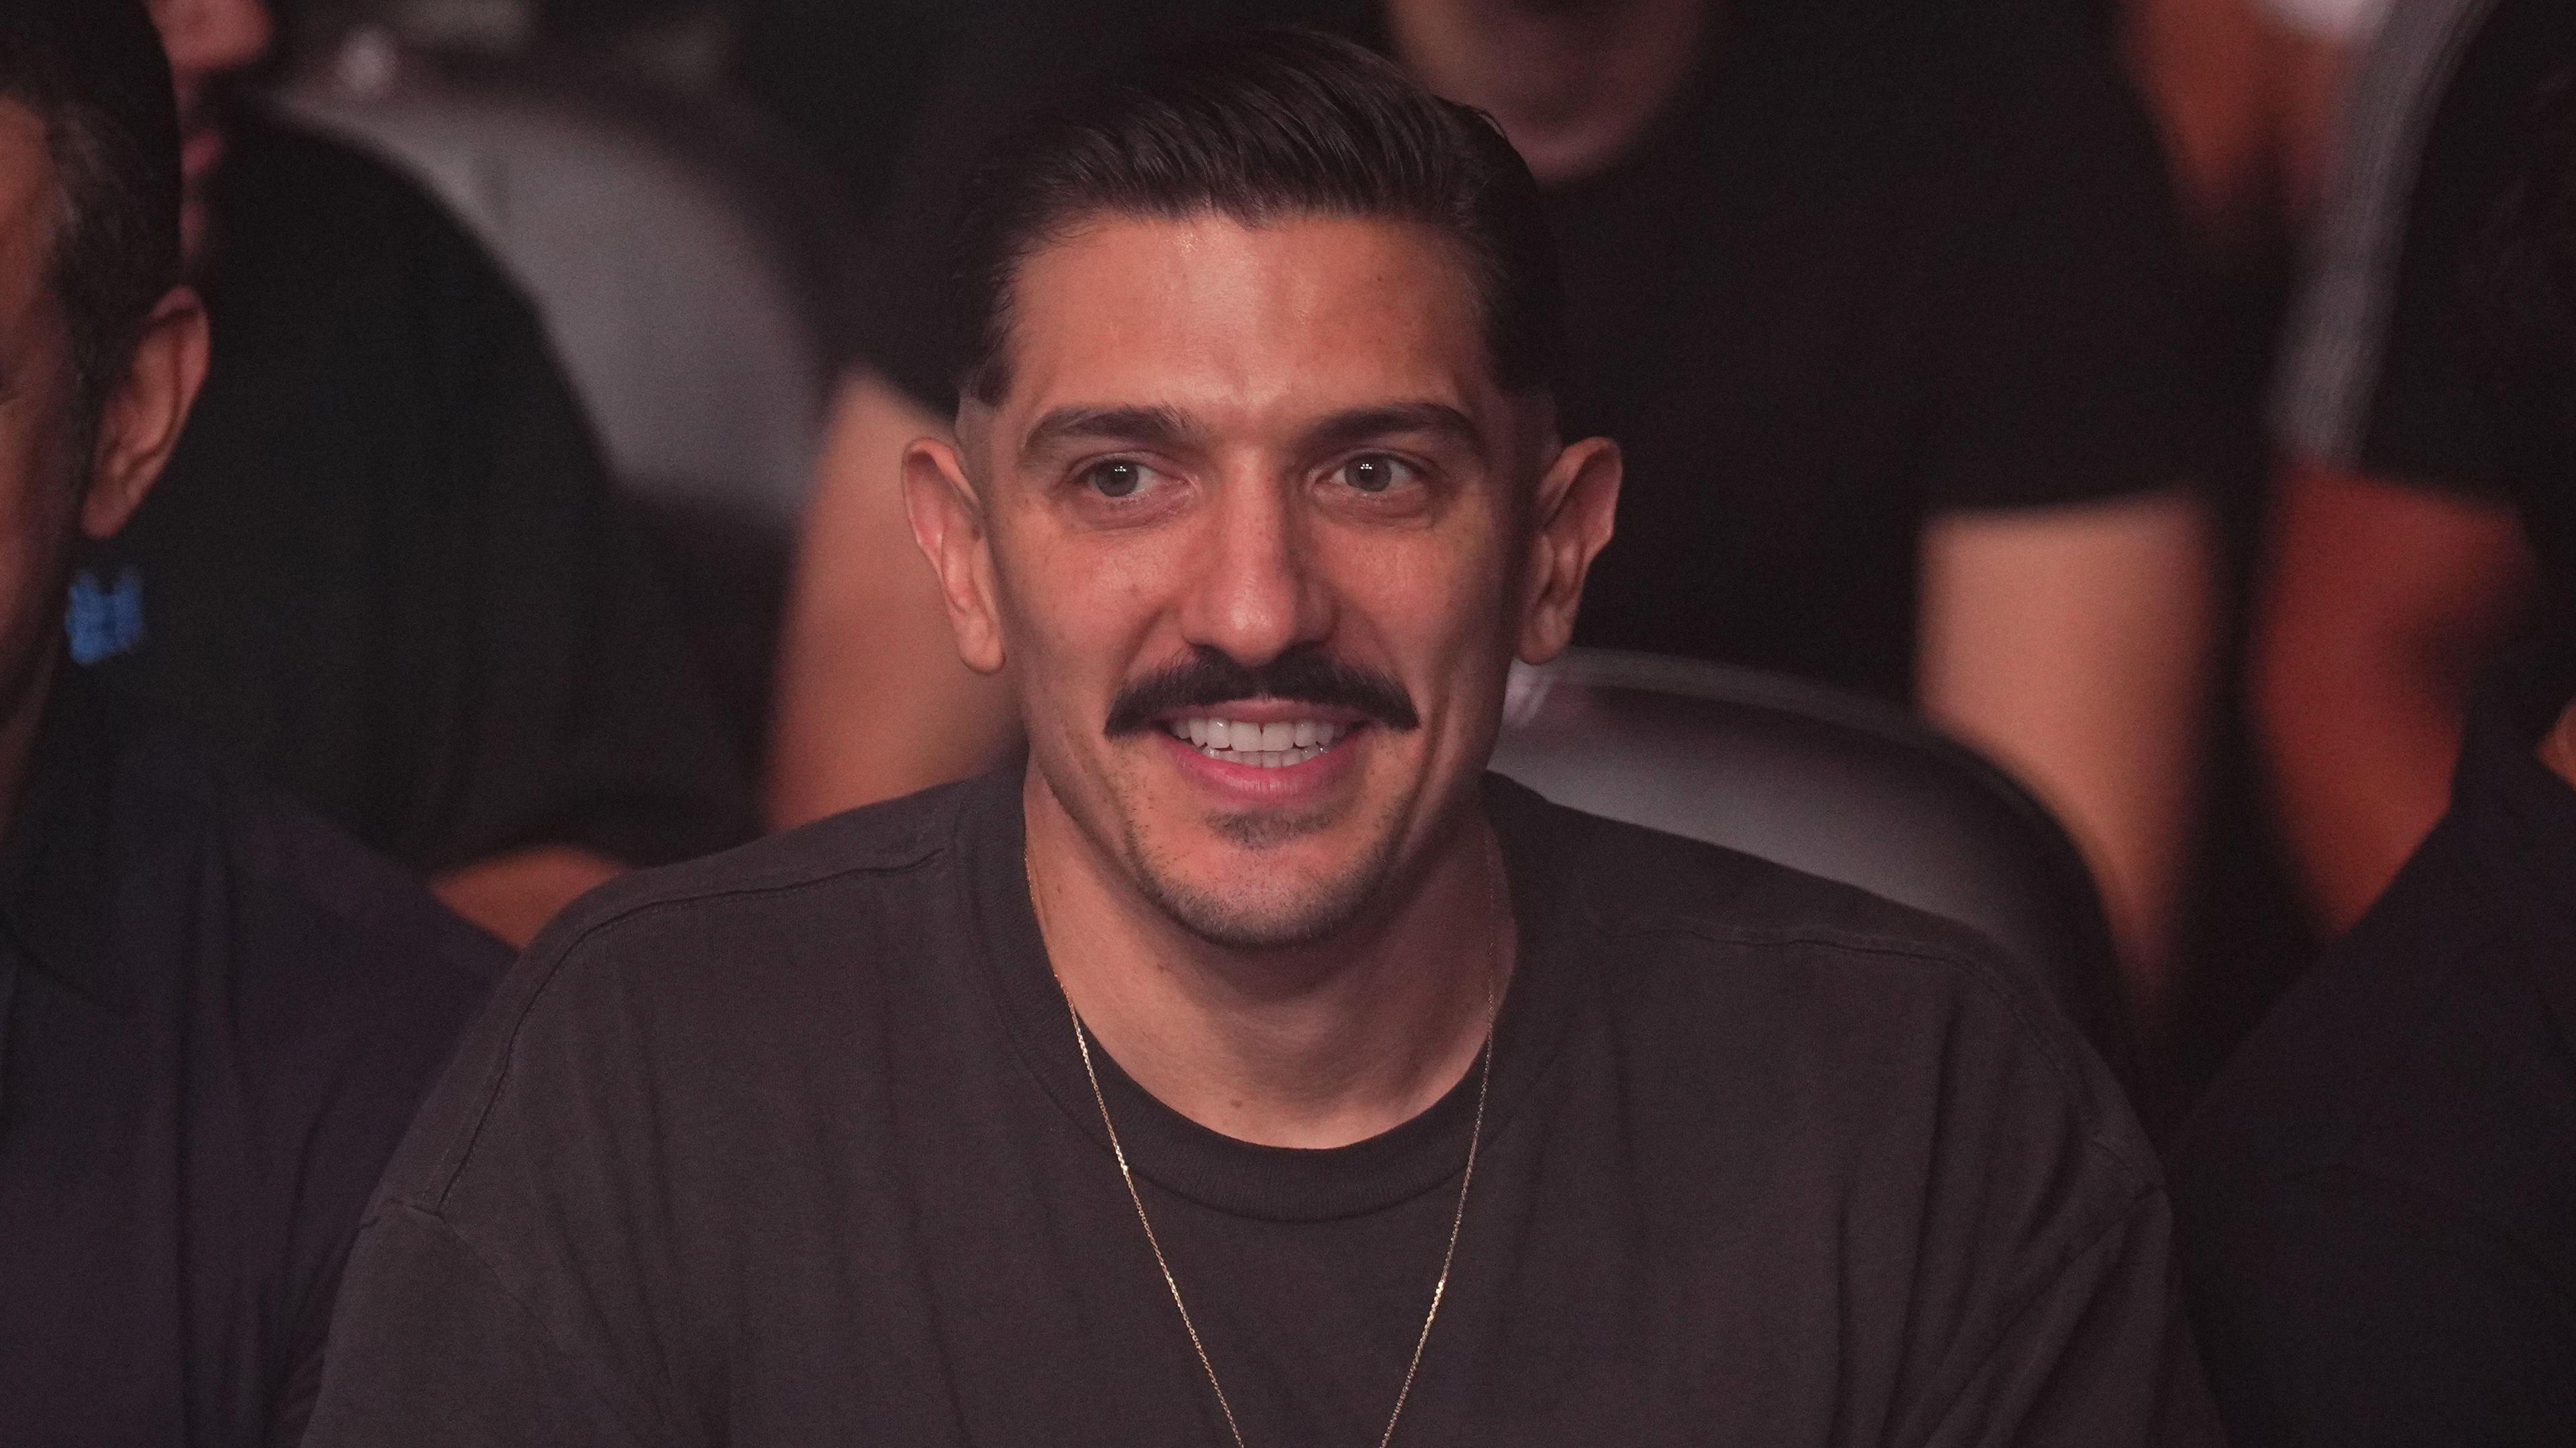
947, 29, 1564, 408
0, 0, 181, 463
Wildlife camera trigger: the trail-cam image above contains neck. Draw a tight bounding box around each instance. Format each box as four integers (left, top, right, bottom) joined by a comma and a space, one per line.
1388, 0, 1711, 184
1022, 771, 1512, 1150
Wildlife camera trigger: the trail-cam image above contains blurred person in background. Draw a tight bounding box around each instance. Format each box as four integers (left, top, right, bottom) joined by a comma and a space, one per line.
769, 0, 2222, 1010
2126, 0, 2385, 254
0, 3, 500, 1438
2110, 0, 2385, 1115
2254, 0, 2576, 934
80, 0, 755, 947
2178, 73, 2576, 1439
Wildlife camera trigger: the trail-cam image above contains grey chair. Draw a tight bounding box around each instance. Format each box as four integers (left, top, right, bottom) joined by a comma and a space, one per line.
1493, 649, 2136, 1082
280, 67, 833, 525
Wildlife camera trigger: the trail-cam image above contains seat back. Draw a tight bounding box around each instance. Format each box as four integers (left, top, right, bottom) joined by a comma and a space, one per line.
282, 62, 850, 757
1493, 649, 2135, 1076
282, 66, 834, 528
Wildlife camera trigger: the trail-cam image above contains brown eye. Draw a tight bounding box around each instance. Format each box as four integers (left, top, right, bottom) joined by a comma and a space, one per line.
1084, 460, 1150, 498
1338, 454, 1416, 494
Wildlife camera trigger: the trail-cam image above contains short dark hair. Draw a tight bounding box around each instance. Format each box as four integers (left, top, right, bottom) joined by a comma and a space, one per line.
947, 28, 1562, 407
0, 0, 182, 455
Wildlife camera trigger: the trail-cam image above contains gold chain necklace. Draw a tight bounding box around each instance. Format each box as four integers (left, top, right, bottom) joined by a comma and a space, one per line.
1032, 840, 1506, 1448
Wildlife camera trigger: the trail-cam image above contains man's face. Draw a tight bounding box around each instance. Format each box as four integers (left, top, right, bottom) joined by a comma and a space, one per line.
145, 0, 273, 266
937, 213, 1597, 948
0, 104, 95, 724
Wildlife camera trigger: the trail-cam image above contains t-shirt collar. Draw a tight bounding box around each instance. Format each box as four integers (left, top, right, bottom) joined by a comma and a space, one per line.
952, 760, 1586, 1225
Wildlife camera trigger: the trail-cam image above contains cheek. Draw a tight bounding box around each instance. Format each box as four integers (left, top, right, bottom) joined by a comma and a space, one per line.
993, 520, 1175, 687
0, 463, 80, 653
1328, 522, 1515, 671
0, 416, 78, 551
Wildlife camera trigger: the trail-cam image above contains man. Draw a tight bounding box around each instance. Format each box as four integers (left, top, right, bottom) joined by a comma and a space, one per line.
79, 0, 756, 947
0, 3, 501, 1439
771, 0, 2216, 995
2180, 72, 2576, 1444
308, 36, 2215, 1443
2254, 0, 2576, 932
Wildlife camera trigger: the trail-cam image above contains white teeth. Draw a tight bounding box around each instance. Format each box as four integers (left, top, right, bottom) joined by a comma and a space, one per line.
1164, 715, 1352, 766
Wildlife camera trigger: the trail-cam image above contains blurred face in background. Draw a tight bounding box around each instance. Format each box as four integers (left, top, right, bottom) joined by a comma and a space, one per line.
0, 103, 89, 726
0, 97, 205, 756
144, 0, 273, 265
910, 212, 1618, 950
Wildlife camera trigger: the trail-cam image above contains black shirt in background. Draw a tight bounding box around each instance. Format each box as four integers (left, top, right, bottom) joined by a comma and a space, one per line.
307, 767, 2215, 1445
848, 0, 2209, 702
85, 116, 757, 877
0, 675, 502, 1444
2345, 0, 2576, 498
2176, 663, 2576, 1443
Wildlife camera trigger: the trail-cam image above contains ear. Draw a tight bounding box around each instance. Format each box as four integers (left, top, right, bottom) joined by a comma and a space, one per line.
902, 434, 1008, 675
80, 286, 209, 541
1515, 435, 1621, 665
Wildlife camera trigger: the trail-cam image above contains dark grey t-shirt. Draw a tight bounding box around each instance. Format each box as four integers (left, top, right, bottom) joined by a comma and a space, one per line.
306, 767, 2214, 1446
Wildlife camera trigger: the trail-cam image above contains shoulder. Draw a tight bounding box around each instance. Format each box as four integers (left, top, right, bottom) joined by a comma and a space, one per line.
218, 117, 475, 264
210, 115, 545, 347
534, 776, 971, 954
1502, 783, 2146, 1174
104, 695, 508, 1003
64, 687, 505, 1179
1510, 777, 2053, 1000
364, 779, 984, 1212
2178, 816, 2565, 1227
2173, 809, 2576, 1428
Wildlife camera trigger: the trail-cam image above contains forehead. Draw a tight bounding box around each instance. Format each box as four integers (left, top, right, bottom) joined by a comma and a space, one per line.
995, 213, 1495, 439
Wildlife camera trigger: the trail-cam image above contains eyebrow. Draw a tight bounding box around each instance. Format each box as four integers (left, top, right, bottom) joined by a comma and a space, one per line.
1020, 404, 1198, 461
1016, 399, 1484, 465
1298, 402, 1481, 455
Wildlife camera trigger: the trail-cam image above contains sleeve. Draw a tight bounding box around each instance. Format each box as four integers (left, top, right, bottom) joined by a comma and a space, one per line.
1913, 1193, 2224, 1448
301, 1206, 660, 1448
235, 843, 511, 1443
1919, 4, 2218, 512
2182, 1167, 2576, 1447
2273, 0, 2566, 496
396, 221, 759, 874
299, 909, 698, 1447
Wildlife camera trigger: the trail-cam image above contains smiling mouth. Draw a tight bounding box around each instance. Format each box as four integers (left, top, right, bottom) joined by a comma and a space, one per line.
1161, 714, 1356, 769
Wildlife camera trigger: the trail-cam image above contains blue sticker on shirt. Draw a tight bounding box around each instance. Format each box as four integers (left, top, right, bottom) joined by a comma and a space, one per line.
66, 567, 145, 665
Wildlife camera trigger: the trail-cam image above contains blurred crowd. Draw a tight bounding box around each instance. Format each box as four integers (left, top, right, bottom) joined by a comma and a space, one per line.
230, 0, 2459, 1095
8, 0, 2576, 1439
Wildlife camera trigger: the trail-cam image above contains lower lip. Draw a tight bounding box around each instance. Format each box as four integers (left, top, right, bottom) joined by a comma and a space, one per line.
1156, 725, 1367, 806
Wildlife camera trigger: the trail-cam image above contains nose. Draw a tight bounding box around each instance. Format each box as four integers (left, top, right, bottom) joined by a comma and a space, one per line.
1174, 470, 1334, 672
150, 0, 275, 96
